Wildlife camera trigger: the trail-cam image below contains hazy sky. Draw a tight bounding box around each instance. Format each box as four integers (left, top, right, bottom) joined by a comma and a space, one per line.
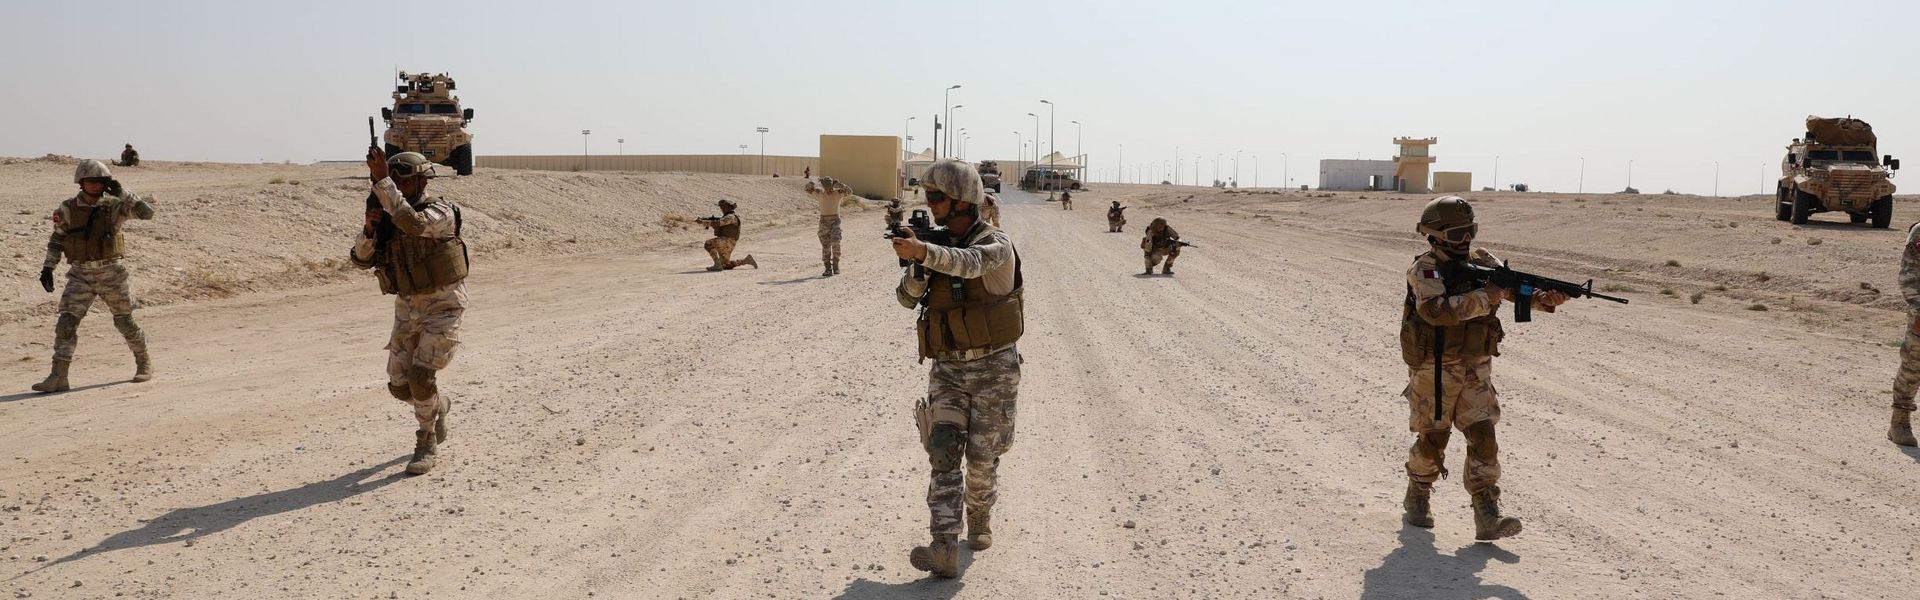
3, 0, 1913, 194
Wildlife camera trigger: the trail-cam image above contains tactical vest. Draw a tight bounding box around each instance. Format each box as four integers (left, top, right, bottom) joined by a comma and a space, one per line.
1399, 252, 1503, 366
1148, 231, 1179, 250
916, 225, 1025, 360
375, 202, 470, 295
59, 200, 123, 263
714, 214, 741, 240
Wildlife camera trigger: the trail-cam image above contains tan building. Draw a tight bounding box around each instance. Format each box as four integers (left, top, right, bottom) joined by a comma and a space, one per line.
1432, 171, 1473, 193
819, 135, 902, 199
1392, 137, 1437, 194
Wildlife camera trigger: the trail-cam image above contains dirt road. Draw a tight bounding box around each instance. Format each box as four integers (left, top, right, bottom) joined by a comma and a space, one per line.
4, 183, 1919, 599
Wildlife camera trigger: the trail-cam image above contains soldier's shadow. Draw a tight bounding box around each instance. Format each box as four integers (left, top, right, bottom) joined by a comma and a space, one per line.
31, 456, 409, 571
1359, 525, 1530, 600
1900, 446, 1920, 463
830, 552, 974, 600
0, 381, 126, 404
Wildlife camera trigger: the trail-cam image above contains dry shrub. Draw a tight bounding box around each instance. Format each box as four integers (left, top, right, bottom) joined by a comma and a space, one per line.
1690, 291, 1706, 304
180, 266, 242, 298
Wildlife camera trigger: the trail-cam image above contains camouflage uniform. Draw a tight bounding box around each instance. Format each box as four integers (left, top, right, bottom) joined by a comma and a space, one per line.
979, 194, 1001, 227
117, 145, 139, 167
1142, 220, 1181, 273
1059, 191, 1073, 210
1402, 247, 1506, 493
33, 160, 155, 392
350, 176, 466, 442
1887, 223, 1920, 446
700, 202, 756, 271
1107, 203, 1126, 232
811, 181, 846, 275
885, 200, 906, 230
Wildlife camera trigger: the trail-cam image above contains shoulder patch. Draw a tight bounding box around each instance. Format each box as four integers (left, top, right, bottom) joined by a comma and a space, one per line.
1420, 269, 1442, 279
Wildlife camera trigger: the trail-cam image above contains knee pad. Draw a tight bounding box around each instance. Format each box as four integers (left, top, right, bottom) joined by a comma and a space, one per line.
925, 424, 964, 471
407, 365, 438, 400
113, 314, 140, 336
55, 313, 83, 337
387, 382, 413, 401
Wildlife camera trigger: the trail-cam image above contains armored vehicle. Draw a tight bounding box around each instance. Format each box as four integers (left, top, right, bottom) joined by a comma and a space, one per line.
381, 72, 475, 175
1020, 168, 1081, 192
1777, 115, 1899, 227
978, 160, 1003, 193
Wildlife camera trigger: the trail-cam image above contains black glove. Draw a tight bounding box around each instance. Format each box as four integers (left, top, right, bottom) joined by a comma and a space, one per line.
105, 179, 124, 196
39, 268, 54, 293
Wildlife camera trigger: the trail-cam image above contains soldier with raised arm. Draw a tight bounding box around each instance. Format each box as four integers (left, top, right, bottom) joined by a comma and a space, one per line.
30, 160, 155, 392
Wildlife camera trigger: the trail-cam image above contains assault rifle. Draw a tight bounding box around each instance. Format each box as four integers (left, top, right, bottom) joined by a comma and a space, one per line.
1448, 260, 1629, 322
365, 117, 395, 246
883, 208, 955, 281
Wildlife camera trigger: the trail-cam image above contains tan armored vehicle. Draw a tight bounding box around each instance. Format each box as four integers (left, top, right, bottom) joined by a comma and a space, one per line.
381, 72, 475, 175
978, 160, 1003, 193
1777, 115, 1899, 227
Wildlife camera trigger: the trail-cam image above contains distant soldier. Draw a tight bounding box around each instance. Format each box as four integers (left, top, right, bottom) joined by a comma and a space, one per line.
1888, 221, 1920, 447
116, 144, 139, 167
1398, 196, 1569, 540
699, 200, 758, 271
979, 192, 1001, 227
30, 160, 155, 392
885, 197, 906, 230
889, 159, 1024, 579
1141, 217, 1181, 275
808, 177, 848, 276
1107, 201, 1126, 232
1059, 190, 1073, 211
350, 149, 468, 475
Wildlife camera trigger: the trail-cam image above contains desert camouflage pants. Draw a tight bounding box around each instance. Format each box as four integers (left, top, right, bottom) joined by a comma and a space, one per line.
387, 283, 466, 432
1109, 216, 1125, 232
917, 347, 1021, 535
1403, 356, 1502, 493
1145, 245, 1181, 271
703, 237, 749, 270
817, 215, 842, 267
52, 262, 146, 362
1891, 314, 1920, 411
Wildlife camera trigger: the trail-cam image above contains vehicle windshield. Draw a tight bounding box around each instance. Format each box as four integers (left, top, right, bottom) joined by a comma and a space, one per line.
1808, 150, 1840, 161
396, 104, 427, 114
429, 104, 459, 115
1840, 150, 1877, 162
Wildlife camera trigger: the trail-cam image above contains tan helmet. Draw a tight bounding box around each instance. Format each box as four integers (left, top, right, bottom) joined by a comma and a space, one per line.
717, 199, 737, 210
387, 152, 437, 179
1416, 195, 1476, 239
73, 159, 113, 183
920, 159, 984, 207
819, 176, 837, 188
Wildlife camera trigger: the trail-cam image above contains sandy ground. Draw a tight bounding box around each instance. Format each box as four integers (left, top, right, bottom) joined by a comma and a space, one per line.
3, 170, 1920, 599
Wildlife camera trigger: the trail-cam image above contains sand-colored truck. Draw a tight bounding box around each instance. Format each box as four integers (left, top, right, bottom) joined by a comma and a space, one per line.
978, 160, 1003, 193
1777, 115, 1899, 227
381, 72, 475, 175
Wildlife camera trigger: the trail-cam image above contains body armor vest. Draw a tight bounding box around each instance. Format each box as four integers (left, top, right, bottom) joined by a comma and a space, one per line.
916, 224, 1025, 360
714, 215, 741, 240
60, 200, 124, 263
1399, 252, 1503, 366
375, 202, 470, 295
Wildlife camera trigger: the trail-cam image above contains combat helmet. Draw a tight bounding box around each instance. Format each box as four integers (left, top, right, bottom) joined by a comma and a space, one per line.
1417, 195, 1476, 245
717, 199, 738, 210
920, 160, 984, 207
73, 160, 112, 183
819, 176, 838, 188
387, 152, 437, 179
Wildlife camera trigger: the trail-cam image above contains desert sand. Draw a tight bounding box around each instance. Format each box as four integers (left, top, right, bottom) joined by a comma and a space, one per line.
3, 159, 1918, 599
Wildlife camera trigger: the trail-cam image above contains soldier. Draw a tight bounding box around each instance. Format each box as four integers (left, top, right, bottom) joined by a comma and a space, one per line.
1107, 201, 1126, 232
349, 149, 469, 475
1888, 221, 1920, 446
116, 144, 139, 167
889, 159, 1024, 578
1141, 217, 1181, 275
699, 200, 758, 271
30, 160, 156, 392
979, 192, 1001, 227
885, 197, 906, 230
807, 176, 848, 276
1059, 190, 1073, 211
1398, 196, 1569, 540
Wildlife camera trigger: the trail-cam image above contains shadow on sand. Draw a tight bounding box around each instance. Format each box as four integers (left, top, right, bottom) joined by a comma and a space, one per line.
831, 551, 974, 600
32, 456, 410, 572
0, 381, 127, 404
1359, 525, 1529, 600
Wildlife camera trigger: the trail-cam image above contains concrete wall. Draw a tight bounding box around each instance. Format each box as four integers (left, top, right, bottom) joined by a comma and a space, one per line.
819, 135, 902, 199
479, 154, 817, 176
1318, 159, 1397, 191
1432, 171, 1473, 193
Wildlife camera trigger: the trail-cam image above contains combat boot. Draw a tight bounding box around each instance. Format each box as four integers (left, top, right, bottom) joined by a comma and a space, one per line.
831, 259, 841, 275
30, 359, 70, 393
405, 429, 439, 475
742, 255, 759, 269
131, 350, 153, 383
1470, 486, 1522, 541
823, 262, 834, 277
1402, 482, 1434, 528
966, 508, 993, 550
908, 534, 960, 578
1891, 409, 1917, 447
1144, 266, 1155, 275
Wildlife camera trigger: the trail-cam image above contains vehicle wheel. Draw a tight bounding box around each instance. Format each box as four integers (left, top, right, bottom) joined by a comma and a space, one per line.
450, 144, 474, 176
1790, 188, 1815, 224
1872, 196, 1893, 229
1774, 187, 1790, 221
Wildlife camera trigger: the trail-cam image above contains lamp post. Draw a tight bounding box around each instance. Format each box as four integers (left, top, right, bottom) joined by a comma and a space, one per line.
950, 106, 966, 158
580, 129, 590, 171
1579, 157, 1585, 193
1072, 120, 1082, 181
1234, 150, 1242, 186
1252, 154, 1258, 188
755, 127, 768, 175
1028, 112, 1040, 174
737, 144, 747, 155
1040, 100, 1055, 186
1281, 153, 1288, 189
617, 138, 624, 155
1013, 131, 1022, 169
943, 84, 961, 157
904, 116, 915, 155
1713, 161, 1720, 197
1214, 153, 1221, 185
1493, 155, 1500, 190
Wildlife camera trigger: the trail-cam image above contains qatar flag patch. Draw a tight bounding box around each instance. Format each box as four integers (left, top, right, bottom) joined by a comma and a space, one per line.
1420, 269, 1442, 279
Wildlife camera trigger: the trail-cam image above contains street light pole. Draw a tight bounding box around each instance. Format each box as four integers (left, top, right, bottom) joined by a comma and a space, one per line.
580, 129, 590, 171
1028, 112, 1040, 177
1040, 100, 1055, 190
1579, 157, 1585, 193
943, 84, 961, 158
1234, 150, 1242, 186
1714, 161, 1720, 197
904, 116, 915, 156
1494, 155, 1500, 190
755, 127, 769, 175
1281, 153, 1288, 189
617, 138, 624, 155
1252, 154, 1258, 188
1072, 120, 1082, 181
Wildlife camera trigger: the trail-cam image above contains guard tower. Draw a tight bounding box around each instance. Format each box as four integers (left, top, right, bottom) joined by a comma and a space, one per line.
1392, 137, 1437, 193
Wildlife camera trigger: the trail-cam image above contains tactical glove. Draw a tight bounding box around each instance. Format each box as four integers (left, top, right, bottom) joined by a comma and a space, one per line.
39, 268, 54, 293
105, 178, 124, 196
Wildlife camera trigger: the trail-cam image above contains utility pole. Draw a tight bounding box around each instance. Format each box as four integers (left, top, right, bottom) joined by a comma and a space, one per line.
580, 129, 590, 171
1579, 157, 1585, 193
617, 138, 624, 155
943, 84, 961, 157
755, 127, 768, 175
1714, 161, 1720, 197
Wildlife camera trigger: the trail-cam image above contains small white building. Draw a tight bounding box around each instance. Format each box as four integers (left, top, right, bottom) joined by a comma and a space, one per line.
1319, 159, 1397, 191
